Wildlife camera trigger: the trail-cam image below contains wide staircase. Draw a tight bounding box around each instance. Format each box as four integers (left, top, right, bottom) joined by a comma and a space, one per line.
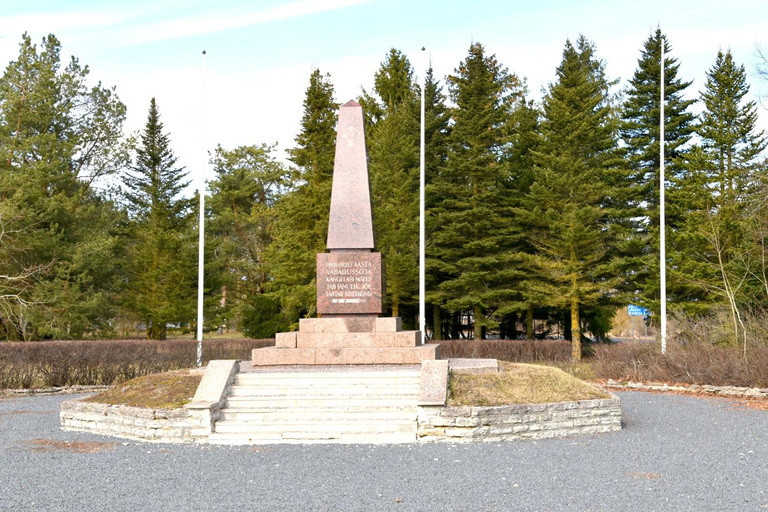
208, 367, 422, 445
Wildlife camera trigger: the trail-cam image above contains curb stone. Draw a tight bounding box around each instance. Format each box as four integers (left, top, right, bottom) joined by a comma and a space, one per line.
603, 380, 768, 398
1, 385, 111, 398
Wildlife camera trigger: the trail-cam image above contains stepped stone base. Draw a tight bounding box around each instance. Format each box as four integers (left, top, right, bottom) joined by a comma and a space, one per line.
253, 317, 440, 366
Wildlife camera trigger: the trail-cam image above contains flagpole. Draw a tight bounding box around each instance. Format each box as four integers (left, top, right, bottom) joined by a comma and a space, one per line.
196, 50, 207, 367
659, 40, 667, 355
419, 46, 426, 339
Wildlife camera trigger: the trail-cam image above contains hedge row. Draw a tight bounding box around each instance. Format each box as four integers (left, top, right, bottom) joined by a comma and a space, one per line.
432, 339, 573, 362
0, 338, 274, 389
432, 338, 768, 388
590, 341, 768, 388
3, 336, 766, 390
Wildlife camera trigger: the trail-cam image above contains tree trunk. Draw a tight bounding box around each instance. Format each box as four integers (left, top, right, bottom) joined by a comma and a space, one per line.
571, 296, 581, 361
473, 305, 483, 340
526, 305, 534, 340
432, 304, 442, 340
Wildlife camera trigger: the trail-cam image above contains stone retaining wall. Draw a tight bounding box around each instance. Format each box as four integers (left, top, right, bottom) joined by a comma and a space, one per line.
61, 394, 622, 444
417, 393, 622, 442
60, 399, 208, 443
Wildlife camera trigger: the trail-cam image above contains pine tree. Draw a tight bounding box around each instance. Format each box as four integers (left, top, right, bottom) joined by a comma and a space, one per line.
374, 49, 416, 112
431, 42, 523, 339
698, 50, 766, 204
267, 69, 337, 322
121, 98, 195, 340
207, 143, 288, 337
518, 36, 626, 359
423, 66, 452, 339
669, 50, 767, 347
621, 30, 696, 311
359, 48, 415, 131
363, 49, 421, 321
0, 33, 126, 340
501, 96, 542, 340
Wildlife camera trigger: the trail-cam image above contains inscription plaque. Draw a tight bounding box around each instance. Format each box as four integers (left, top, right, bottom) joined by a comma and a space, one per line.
317, 251, 382, 315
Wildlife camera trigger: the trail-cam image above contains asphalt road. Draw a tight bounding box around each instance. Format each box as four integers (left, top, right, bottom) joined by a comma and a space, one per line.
1, 391, 766, 512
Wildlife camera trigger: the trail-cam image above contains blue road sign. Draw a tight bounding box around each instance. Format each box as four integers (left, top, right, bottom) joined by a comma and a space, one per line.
627, 304, 649, 317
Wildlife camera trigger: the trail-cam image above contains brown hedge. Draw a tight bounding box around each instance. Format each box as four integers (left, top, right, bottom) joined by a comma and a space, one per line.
432, 338, 768, 388
590, 341, 768, 388
431, 339, 573, 362
0, 338, 274, 389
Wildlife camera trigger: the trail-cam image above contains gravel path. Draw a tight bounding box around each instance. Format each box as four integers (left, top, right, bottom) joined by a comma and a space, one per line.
1, 391, 766, 511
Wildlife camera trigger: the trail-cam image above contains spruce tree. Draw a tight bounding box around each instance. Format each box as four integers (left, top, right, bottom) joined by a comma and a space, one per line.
423, 66, 452, 339
621, 30, 695, 310
208, 144, 288, 337
0, 33, 126, 339
364, 49, 421, 321
121, 98, 195, 339
669, 50, 767, 343
518, 36, 626, 359
502, 96, 542, 339
698, 50, 766, 204
431, 42, 523, 339
267, 69, 337, 322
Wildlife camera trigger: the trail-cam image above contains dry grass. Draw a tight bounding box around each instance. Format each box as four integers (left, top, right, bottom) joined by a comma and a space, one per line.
448, 362, 610, 406
590, 341, 768, 388
85, 369, 202, 409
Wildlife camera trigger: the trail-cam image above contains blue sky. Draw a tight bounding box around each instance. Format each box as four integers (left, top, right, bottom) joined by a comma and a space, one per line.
2, 0, 767, 191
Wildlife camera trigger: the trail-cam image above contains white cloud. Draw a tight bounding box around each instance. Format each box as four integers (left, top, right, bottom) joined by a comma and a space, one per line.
111, 0, 374, 47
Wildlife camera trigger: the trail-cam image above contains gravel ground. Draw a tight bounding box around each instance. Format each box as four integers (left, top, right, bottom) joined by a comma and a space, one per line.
1, 391, 766, 512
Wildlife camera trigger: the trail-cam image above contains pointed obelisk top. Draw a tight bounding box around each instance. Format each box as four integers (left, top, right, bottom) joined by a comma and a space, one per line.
326, 100, 374, 250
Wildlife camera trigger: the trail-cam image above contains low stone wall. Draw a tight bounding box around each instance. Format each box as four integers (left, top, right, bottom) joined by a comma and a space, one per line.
60, 399, 207, 443
417, 393, 622, 442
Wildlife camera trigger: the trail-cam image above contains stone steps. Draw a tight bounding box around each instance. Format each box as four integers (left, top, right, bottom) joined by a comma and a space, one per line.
209, 369, 421, 445
218, 409, 416, 423
208, 430, 415, 445
222, 396, 418, 409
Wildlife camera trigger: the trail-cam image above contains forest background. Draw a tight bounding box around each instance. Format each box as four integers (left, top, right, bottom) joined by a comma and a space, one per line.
1, 28, 767, 362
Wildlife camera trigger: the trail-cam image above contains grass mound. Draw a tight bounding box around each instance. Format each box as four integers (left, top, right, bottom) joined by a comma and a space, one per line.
449, 362, 610, 406
85, 369, 202, 409
85, 362, 609, 411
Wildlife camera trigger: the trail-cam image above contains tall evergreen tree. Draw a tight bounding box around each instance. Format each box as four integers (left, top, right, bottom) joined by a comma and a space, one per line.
669, 50, 767, 346
423, 66, 452, 339
0, 33, 126, 340
363, 49, 421, 321
358, 49, 415, 130
518, 36, 626, 359
698, 50, 766, 204
267, 69, 337, 322
431, 42, 523, 339
501, 96, 542, 339
621, 30, 695, 310
208, 144, 288, 337
121, 98, 195, 339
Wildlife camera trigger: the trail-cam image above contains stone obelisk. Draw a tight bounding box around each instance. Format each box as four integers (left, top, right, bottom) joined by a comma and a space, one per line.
252, 100, 439, 366
317, 100, 381, 316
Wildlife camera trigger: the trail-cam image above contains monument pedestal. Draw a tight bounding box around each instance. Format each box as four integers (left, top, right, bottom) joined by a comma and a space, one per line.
252, 100, 440, 367
252, 317, 440, 366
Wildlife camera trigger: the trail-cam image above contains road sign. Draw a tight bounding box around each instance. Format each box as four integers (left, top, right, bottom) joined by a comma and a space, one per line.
627, 305, 649, 317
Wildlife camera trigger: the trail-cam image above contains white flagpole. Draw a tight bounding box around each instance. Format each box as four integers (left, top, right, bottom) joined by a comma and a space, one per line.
659, 40, 667, 355
196, 50, 207, 367
419, 47, 426, 338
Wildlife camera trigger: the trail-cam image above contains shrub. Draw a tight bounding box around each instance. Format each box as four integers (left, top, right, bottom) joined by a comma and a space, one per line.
590, 341, 768, 388
0, 338, 274, 389
432, 339, 572, 362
